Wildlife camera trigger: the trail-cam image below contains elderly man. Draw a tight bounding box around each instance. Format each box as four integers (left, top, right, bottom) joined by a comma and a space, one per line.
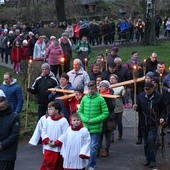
146, 52, 158, 73
67, 59, 90, 91
0, 72, 23, 114
27, 63, 58, 119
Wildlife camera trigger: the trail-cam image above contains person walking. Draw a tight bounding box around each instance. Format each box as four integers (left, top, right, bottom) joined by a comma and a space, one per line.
0, 72, 23, 114
0, 96, 20, 170
56, 113, 91, 170
40, 101, 69, 170
78, 80, 109, 170
27, 63, 58, 119
133, 82, 166, 168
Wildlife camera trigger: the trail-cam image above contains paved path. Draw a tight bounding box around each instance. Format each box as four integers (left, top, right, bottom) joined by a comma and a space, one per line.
15, 108, 170, 170
1, 37, 170, 169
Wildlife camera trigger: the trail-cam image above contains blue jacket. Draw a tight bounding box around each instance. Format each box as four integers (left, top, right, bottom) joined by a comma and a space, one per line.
48, 83, 74, 120
0, 79, 24, 114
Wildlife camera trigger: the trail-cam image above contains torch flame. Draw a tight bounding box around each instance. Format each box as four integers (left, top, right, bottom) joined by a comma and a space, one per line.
133, 65, 137, 70
84, 58, 87, 62
28, 59, 33, 64
61, 57, 65, 63
143, 59, 146, 63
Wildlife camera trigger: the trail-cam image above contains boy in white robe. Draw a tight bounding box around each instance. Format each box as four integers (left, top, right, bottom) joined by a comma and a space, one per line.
40, 101, 69, 170
56, 113, 91, 170
29, 113, 49, 153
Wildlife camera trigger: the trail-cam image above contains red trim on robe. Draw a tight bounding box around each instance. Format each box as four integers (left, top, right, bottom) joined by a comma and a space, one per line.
42, 137, 50, 145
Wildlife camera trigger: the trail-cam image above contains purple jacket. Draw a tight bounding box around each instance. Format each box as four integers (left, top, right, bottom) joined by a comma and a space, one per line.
45, 44, 63, 65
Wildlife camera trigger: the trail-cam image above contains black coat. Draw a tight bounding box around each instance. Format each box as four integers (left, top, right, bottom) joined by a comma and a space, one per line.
28, 72, 58, 106
137, 91, 167, 129
0, 107, 20, 161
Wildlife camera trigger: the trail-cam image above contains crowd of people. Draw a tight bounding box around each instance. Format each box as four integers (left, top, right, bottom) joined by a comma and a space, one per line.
0, 19, 170, 170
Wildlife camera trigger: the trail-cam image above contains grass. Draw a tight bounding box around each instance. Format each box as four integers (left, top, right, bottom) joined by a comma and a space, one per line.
0, 40, 170, 139
88, 40, 170, 69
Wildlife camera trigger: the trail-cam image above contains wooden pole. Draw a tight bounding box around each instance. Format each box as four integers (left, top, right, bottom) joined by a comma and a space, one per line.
133, 65, 138, 138
25, 59, 32, 130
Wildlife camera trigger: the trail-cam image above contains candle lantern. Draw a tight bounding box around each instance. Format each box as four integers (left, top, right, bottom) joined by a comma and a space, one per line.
159, 73, 163, 94
143, 59, 146, 76
61, 57, 65, 73
25, 59, 33, 130
133, 65, 138, 138
84, 58, 88, 72
133, 65, 138, 105
105, 49, 108, 71
101, 58, 103, 72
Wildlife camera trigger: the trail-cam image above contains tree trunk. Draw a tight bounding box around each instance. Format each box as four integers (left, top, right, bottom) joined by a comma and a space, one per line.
142, 0, 157, 45
55, 0, 66, 23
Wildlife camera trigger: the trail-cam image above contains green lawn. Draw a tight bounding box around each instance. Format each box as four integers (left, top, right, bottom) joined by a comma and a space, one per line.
0, 40, 170, 137
87, 40, 170, 69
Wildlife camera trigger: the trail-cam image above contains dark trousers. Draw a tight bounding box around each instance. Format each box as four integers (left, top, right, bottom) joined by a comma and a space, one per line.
99, 121, 111, 151
0, 48, 4, 61
50, 65, 62, 77
0, 161, 15, 170
115, 112, 123, 135
142, 128, 157, 163
38, 104, 47, 120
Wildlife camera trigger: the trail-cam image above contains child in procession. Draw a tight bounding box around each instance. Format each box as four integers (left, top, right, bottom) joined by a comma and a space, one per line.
40, 101, 69, 170
56, 113, 91, 170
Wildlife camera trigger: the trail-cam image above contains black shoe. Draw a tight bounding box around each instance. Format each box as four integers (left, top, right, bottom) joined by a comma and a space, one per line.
136, 138, 142, 145
144, 160, 151, 166
149, 162, 157, 168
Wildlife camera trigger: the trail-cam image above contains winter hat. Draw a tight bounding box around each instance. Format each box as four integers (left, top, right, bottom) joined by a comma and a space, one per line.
9, 30, 14, 34
100, 80, 110, 88
50, 36, 56, 39
145, 71, 154, 79
3, 29, 8, 32
144, 82, 154, 89
29, 31, 34, 36
41, 63, 51, 70
111, 47, 119, 53
23, 40, 28, 45
75, 85, 84, 94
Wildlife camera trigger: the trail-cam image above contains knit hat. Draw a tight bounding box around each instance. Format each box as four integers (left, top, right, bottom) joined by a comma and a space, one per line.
50, 36, 56, 39
111, 47, 119, 53
9, 30, 14, 34
100, 80, 110, 88
23, 40, 28, 45
145, 71, 154, 79
75, 85, 84, 93
144, 82, 154, 89
29, 31, 34, 36
41, 63, 51, 70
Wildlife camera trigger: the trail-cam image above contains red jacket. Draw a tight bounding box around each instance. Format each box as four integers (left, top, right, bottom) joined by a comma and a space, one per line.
11, 46, 23, 62
21, 45, 30, 60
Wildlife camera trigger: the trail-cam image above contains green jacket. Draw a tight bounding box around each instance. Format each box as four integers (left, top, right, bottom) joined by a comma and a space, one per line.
78, 92, 109, 133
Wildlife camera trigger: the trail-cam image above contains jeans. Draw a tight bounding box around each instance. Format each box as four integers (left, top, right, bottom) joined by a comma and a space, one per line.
142, 128, 157, 163
88, 133, 100, 169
